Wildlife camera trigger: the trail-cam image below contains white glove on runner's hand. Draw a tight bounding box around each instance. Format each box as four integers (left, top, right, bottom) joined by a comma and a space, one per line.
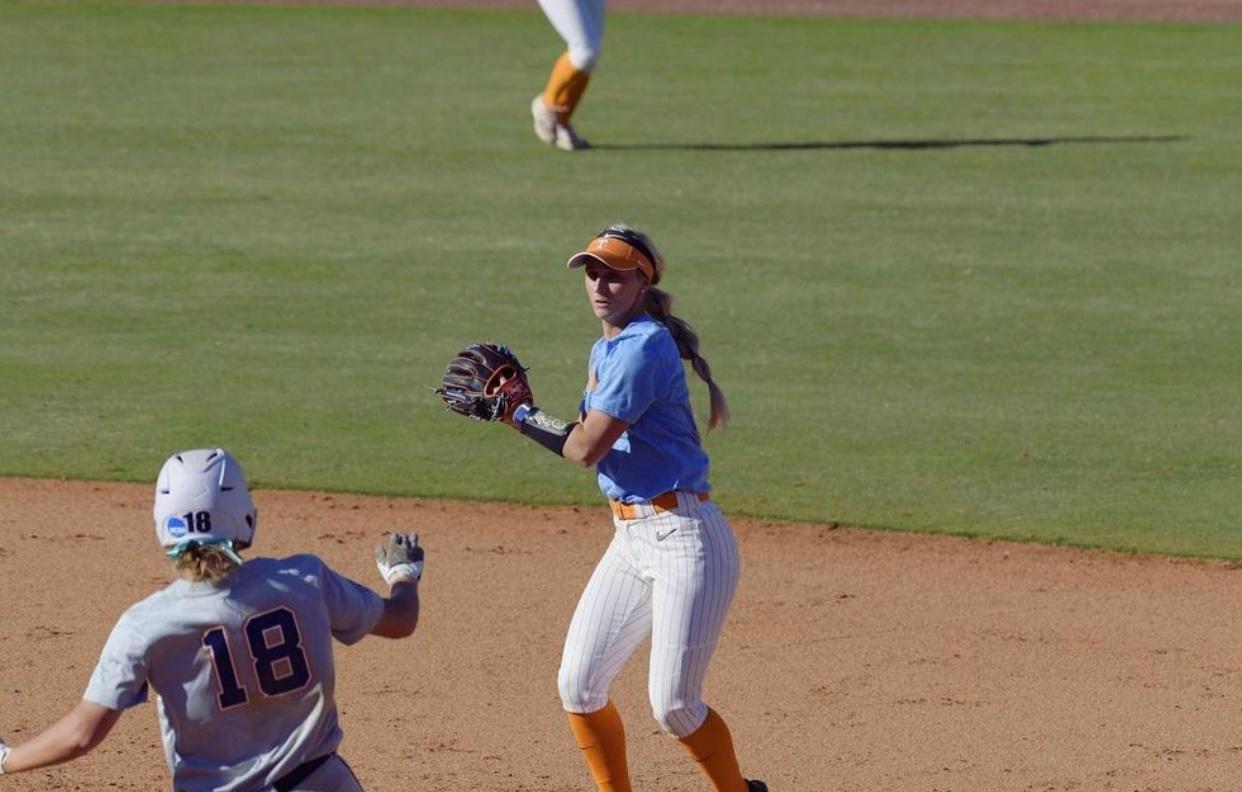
0, 737, 11, 775
375, 532, 424, 584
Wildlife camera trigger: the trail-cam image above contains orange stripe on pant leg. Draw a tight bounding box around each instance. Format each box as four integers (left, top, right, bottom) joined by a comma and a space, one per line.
543, 51, 592, 124
566, 700, 631, 792
678, 708, 747, 792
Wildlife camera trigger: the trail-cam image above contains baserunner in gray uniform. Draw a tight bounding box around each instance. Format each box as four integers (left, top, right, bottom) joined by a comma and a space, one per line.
0, 448, 424, 791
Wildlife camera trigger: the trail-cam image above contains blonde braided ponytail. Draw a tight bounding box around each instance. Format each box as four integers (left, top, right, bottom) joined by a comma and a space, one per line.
642, 286, 730, 430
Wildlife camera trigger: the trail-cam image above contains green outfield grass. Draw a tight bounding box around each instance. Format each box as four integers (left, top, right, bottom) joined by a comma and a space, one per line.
1, 3, 1239, 555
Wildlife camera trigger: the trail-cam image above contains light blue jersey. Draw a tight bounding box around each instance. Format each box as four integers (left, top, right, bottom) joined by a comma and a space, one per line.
584, 313, 711, 502
83, 555, 383, 792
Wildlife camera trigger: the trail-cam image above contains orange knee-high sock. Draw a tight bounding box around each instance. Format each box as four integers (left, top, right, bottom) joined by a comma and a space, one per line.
566, 701, 631, 792
678, 708, 747, 792
542, 51, 592, 124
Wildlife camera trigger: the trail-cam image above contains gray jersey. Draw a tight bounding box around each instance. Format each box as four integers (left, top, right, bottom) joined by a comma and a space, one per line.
83, 555, 384, 792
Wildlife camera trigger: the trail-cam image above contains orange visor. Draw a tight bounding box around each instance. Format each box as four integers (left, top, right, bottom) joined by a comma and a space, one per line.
566, 235, 659, 284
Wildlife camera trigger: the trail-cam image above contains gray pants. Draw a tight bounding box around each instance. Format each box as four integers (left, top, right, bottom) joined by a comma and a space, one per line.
279, 755, 364, 792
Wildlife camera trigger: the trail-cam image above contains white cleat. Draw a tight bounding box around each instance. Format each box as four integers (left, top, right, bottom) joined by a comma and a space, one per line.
531, 94, 557, 146
553, 122, 590, 151
531, 94, 590, 151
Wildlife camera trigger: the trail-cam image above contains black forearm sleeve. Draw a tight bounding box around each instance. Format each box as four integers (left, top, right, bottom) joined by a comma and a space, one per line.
517, 406, 577, 457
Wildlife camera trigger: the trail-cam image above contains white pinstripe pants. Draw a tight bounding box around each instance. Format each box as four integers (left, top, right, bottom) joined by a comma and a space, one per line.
557, 493, 740, 738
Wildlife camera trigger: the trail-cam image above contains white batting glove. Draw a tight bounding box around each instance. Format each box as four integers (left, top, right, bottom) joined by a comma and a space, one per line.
375, 532, 423, 584
0, 737, 11, 775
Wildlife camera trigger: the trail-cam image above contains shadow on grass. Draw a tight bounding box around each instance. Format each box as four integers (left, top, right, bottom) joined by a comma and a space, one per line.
589, 134, 1187, 152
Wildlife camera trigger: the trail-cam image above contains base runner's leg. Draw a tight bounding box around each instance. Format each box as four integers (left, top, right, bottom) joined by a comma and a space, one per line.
558, 530, 653, 792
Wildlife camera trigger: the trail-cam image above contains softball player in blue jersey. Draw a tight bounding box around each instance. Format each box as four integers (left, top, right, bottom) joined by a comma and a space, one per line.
0, 449, 424, 791
504, 224, 766, 792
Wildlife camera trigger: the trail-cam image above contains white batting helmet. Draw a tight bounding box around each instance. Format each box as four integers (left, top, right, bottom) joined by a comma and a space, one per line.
153, 448, 257, 556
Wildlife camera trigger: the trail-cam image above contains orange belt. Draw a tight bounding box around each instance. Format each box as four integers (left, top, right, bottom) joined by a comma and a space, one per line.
609, 491, 709, 520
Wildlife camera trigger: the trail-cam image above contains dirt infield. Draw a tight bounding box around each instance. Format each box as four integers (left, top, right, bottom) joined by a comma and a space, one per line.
2, 478, 1241, 790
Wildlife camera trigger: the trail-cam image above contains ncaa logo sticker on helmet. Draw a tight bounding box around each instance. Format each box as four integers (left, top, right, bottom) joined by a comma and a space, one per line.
165, 515, 189, 539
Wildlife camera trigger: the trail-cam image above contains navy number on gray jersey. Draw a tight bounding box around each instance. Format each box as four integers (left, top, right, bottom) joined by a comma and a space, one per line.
246, 609, 312, 696
202, 607, 312, 710
202, 628, 248, 708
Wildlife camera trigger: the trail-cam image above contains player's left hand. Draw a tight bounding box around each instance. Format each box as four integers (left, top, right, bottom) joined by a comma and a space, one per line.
375, 532, 424, 584
0, 736, 12, 775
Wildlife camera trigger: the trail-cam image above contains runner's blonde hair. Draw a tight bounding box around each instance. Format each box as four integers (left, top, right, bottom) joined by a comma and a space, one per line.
174, 543, 241, 583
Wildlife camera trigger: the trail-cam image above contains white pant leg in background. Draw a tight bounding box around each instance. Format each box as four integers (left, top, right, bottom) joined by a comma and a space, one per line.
535, 0, 606, 70
558, 531, 655, 714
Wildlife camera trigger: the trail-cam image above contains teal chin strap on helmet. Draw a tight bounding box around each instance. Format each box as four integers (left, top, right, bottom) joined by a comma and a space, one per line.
165, 537, 244, 566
